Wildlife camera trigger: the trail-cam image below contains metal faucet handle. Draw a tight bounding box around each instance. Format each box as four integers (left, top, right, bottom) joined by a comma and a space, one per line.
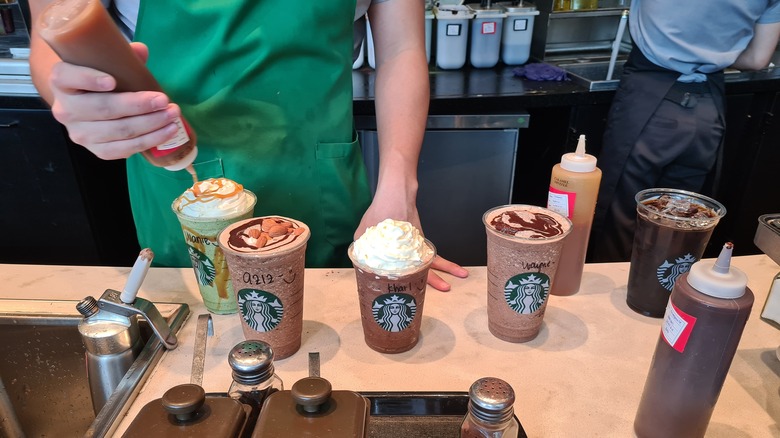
98, 289, 178, 350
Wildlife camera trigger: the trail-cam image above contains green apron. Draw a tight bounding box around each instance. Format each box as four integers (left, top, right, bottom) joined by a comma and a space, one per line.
126, 0, 371, 268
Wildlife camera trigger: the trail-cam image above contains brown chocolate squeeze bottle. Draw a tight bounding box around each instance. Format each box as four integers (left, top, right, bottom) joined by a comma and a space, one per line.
633, 242, 754, 438
36, 0, 198, 174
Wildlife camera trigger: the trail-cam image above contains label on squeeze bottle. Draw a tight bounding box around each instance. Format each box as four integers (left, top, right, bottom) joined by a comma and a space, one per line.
547, 186, 576, 218
661, 300, 697, 353
149, 117, 190, 157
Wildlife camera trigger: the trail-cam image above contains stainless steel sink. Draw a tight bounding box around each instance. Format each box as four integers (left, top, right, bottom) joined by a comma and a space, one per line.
0, 298, 189, 437
560, 54, 780, 91
559, 60, 625, 91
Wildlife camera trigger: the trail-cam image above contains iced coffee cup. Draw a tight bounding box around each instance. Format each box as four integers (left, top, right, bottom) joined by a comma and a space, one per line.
626, 188, 726, 317
348, 219, 436, 354
172, 178, 256, 314
218, 216, 310, 359
483, 205, 572, 343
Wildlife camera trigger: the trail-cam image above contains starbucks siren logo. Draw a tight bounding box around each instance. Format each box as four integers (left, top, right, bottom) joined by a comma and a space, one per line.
504, 273, 550, 314
372, 293, 416, 332
237, 289, 284, 332
188, 246, 216, 286
656, 253, 697, 291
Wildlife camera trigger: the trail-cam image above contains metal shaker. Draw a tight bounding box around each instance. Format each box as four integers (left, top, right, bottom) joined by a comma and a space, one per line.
77, 295, 143, 414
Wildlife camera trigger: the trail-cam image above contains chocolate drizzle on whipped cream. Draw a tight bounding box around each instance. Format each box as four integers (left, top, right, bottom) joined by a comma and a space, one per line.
490, 209, 567, 239
227, 217, 307, 253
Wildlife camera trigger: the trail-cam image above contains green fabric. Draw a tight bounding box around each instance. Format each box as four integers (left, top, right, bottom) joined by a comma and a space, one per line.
126, 0, 371, 268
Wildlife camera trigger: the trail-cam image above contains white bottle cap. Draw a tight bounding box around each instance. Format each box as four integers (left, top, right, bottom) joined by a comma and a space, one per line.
687, 242, 748, 299
560, 134, 597, 173
164, 145, 198, 171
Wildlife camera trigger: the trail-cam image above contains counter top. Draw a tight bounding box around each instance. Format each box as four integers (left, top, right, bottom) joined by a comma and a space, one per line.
1, 255, 779, 436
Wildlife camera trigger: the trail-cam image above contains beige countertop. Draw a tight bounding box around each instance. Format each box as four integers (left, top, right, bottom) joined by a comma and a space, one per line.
2, 255, 779, 437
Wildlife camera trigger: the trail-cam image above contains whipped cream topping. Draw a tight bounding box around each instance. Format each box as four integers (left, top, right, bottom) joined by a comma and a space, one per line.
352, 219, 434, 272
173, 178, 255, 218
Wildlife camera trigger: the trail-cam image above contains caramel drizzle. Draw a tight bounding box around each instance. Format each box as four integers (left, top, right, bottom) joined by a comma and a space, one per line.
178, 178, 244, 209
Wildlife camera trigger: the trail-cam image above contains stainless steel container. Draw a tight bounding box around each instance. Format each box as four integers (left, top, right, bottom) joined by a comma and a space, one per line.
77, 296, 142, 414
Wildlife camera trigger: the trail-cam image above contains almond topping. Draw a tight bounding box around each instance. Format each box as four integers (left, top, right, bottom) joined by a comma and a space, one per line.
268, 224, 289, 237
247, 228, 261, 239
262, 219, 278, 232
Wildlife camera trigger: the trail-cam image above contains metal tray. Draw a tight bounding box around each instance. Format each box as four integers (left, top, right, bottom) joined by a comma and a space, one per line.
362, 392, 528, 438
755, 214, 780, 265
198, 391, 528, 437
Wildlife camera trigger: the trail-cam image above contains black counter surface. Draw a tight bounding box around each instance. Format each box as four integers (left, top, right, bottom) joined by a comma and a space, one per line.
351, 61, 780, 115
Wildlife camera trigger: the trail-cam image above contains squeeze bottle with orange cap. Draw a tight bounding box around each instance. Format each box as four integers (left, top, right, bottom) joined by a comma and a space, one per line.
36, 0, 198, 173
546, 134, 601, 296
634, 242, 754, 438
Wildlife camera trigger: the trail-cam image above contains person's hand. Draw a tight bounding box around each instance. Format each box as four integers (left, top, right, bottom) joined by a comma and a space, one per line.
47, 42, 183, 160
426, 254, 469, 292
356, 197, 469, 292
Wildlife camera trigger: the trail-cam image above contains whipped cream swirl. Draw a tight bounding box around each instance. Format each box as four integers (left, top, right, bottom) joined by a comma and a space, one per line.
173, 178, 255, 218
352, 219, 434, 272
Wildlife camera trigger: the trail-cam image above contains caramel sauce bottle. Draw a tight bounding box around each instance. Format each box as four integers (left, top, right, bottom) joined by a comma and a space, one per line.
634, 242, 754, 438
547, 134, 601, 295
37, 0, 198, 171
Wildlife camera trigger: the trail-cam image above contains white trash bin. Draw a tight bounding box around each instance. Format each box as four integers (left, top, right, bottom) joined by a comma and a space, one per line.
498, 2, 539, 66
434, 5, 475, 70
468, 5, 507, 69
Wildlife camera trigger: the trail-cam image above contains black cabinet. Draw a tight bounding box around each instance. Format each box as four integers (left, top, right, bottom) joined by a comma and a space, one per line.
0, 104, 139, 266
710, 90, 780, 257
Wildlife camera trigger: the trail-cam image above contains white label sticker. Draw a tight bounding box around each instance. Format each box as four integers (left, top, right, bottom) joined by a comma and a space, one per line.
547, 187, 574, 218
513, 18, 528, 32
157, 117, 190, 151
547, 192, 570, 217
661, 300, 697, 353
662, 301, 687, 347
482, 22, 497, 35
446, 24, 462, 37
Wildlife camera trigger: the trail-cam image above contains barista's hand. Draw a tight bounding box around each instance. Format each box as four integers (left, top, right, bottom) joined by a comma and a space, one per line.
47, 42, 182, 160
356, 193, 469, 292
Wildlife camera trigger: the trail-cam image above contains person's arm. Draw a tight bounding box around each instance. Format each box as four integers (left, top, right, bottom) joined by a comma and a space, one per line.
356, 0, 468, 291
731, 21, 780, 71
28, 0, 181, 160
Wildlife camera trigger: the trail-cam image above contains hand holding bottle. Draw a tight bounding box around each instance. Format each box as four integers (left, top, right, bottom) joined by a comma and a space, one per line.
45, 42, 186, 162
36, 0, 197, 170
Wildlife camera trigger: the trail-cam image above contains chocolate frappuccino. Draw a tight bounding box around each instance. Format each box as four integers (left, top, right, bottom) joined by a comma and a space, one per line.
172, 178, 256, 314
483, 205, 571, 342
348, 219, 436, 354
218, 216, 310, 359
